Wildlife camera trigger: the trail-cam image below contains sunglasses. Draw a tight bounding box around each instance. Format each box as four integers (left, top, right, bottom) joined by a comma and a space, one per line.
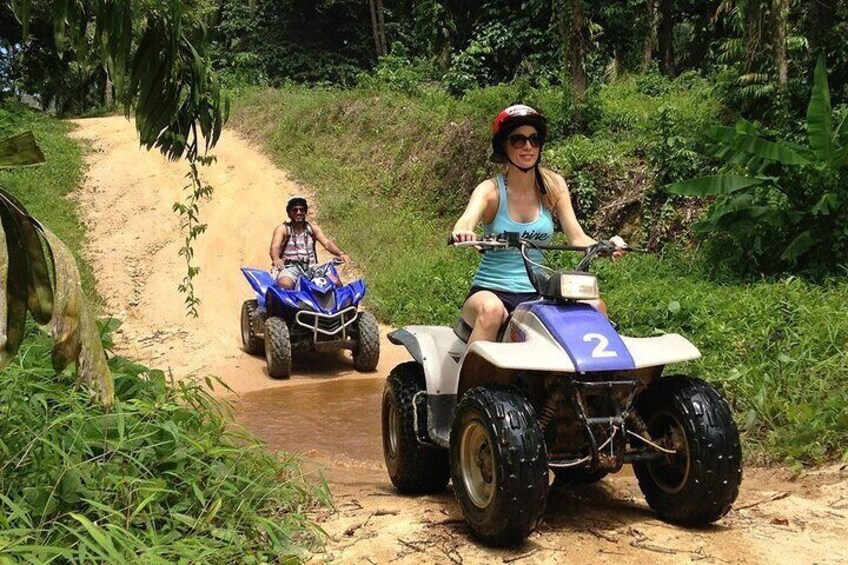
290, 206, 307, 213
507, 133, 542, 149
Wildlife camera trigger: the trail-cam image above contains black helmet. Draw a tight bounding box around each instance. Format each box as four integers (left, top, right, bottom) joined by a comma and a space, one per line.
286, 197, 308, 212
490, 104, 547, 164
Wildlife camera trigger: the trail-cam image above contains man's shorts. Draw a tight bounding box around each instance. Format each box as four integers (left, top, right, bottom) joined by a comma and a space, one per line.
271, 264, 306, 283
466, 286, 540, 314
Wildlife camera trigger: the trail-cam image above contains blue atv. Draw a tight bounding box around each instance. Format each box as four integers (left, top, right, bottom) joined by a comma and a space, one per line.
240, 259, 380, 378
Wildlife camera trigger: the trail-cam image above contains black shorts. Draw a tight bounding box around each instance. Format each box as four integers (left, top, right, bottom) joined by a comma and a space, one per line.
466, 286, 539, 314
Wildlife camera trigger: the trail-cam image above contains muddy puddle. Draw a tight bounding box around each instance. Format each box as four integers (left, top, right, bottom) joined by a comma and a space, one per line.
234, 378, 385, 464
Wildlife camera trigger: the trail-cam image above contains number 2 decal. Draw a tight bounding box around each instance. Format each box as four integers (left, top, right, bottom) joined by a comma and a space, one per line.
583, 333, 618, 358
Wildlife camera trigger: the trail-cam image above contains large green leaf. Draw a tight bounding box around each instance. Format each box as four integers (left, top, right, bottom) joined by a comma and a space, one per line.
709, 125, 809, 166
0, 191, 54, 324
0, 133, 46, 168
667, 174, 766, 197
807, 53, 834, 162
781, 231, 816, 261
0, 197, 30, 370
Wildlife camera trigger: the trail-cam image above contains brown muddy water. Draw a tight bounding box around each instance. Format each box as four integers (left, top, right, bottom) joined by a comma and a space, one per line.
233, 378, 385, 464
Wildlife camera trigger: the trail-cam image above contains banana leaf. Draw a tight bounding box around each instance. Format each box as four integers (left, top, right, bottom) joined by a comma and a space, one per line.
807, 53, 834, 162
708, 125, 809, 166
0, 132, 46, 168
781, 231, 816, 261
41, 229, 114, 406
667, 174, 765, 197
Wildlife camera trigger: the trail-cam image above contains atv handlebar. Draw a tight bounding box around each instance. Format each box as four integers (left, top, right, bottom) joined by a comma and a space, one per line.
450, 232, 645, 273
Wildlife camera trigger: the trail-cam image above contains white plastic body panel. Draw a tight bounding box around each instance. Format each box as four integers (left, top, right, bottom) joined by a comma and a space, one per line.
393, 314, 701, 396
396, 325, 465, 395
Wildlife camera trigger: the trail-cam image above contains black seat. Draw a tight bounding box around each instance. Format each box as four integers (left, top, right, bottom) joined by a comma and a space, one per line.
453, 317, 473, 343
452, 315, 513, 344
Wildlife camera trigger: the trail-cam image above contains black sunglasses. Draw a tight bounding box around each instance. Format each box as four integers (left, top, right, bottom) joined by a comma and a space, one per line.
507, 133, 542, 149
289, 206, 307, 213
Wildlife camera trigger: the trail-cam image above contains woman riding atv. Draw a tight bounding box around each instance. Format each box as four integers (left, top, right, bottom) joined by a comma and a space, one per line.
269, 196, 350, 289
451, 104, 625, 344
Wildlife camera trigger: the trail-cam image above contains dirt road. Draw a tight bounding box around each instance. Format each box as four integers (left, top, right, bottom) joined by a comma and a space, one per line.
70, 116, 848, 564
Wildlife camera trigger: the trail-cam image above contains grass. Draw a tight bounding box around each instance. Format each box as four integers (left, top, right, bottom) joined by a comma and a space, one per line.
0, 324, 328, 563
230, 81, 848, 465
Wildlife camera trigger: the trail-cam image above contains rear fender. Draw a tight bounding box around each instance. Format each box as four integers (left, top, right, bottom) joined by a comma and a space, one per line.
241, 268, 275, 308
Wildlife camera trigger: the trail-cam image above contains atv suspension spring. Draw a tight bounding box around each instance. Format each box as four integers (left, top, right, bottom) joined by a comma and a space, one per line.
628, 409, 648, 434
537, 389, 564, 432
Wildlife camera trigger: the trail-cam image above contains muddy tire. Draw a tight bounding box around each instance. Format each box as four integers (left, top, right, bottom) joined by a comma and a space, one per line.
352, 311, 380, 371
264, 317, 292, 379
241, 299, 264, 355
552, 467, 608, 486
382, 362, 450, 493
450, 386, 549, 546
633, 376, 742, 525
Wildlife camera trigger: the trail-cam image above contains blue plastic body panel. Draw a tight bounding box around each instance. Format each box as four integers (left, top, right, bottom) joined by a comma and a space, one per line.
240, 266, 366, 315
517, 301, 635, 372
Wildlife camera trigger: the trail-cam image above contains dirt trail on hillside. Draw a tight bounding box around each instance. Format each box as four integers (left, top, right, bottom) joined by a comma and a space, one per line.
70, 116, 848, 564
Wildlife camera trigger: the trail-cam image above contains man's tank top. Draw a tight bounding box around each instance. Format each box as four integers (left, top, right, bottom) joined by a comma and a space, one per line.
471, 174, 553, 293
282, 222, 318, 266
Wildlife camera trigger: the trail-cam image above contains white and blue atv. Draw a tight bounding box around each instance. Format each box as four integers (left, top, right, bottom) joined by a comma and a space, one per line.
382, 234, 742, 545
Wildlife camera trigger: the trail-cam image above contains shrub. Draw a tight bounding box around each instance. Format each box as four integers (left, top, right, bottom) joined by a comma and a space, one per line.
0, 323, 327, 562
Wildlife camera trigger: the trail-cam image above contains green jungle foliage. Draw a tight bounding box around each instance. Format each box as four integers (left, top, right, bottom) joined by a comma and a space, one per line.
0, 104, 327, 561
670, 55, 848, 276
0, 322, 328, 563
231, 79, 848, 465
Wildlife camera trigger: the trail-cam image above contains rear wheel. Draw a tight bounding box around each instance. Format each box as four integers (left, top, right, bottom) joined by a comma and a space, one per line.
633, 376, 742, 525
352, 311, 380, 371
240, 300, 264, 355
450, 387, 548, 546
265, 317, 292, 379
382, 362, 449, 493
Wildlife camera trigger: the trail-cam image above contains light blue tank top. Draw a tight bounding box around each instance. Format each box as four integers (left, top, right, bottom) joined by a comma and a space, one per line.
471, 174, 554, 293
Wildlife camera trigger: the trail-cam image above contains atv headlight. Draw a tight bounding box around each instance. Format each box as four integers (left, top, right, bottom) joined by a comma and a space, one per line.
549, 272, 599, 301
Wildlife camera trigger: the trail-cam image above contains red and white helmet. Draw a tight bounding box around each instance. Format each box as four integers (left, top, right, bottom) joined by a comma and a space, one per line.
490, 104, 547, 163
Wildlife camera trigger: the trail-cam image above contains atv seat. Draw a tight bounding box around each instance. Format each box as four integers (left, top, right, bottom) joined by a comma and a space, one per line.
452, 315, 512, 343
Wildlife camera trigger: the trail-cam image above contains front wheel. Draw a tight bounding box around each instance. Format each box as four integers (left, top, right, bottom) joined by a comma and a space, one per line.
382, 362, 449, 493
450, 387, 548, 546
352, 311, 380, 371
633, 376, 742, 525
265, 317, 292, 379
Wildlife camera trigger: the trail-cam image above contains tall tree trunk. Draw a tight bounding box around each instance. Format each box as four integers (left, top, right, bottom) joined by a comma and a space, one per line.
658, 0, 676, 77
104, 71, 113, 107
368, 0, 385, 57
642, 0, 657, 71
376, 0, 387, 56
565, 0, 587, 105
773, 0, 789, 95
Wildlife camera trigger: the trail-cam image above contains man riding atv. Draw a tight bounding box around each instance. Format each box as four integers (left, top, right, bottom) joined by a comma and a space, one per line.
269, 196, 350, 288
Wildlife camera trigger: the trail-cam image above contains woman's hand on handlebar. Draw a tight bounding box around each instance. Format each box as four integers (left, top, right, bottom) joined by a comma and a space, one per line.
451, 230, 477, 244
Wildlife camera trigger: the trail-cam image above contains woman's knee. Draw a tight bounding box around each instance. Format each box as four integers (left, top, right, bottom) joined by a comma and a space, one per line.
475, 299, 506, 327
